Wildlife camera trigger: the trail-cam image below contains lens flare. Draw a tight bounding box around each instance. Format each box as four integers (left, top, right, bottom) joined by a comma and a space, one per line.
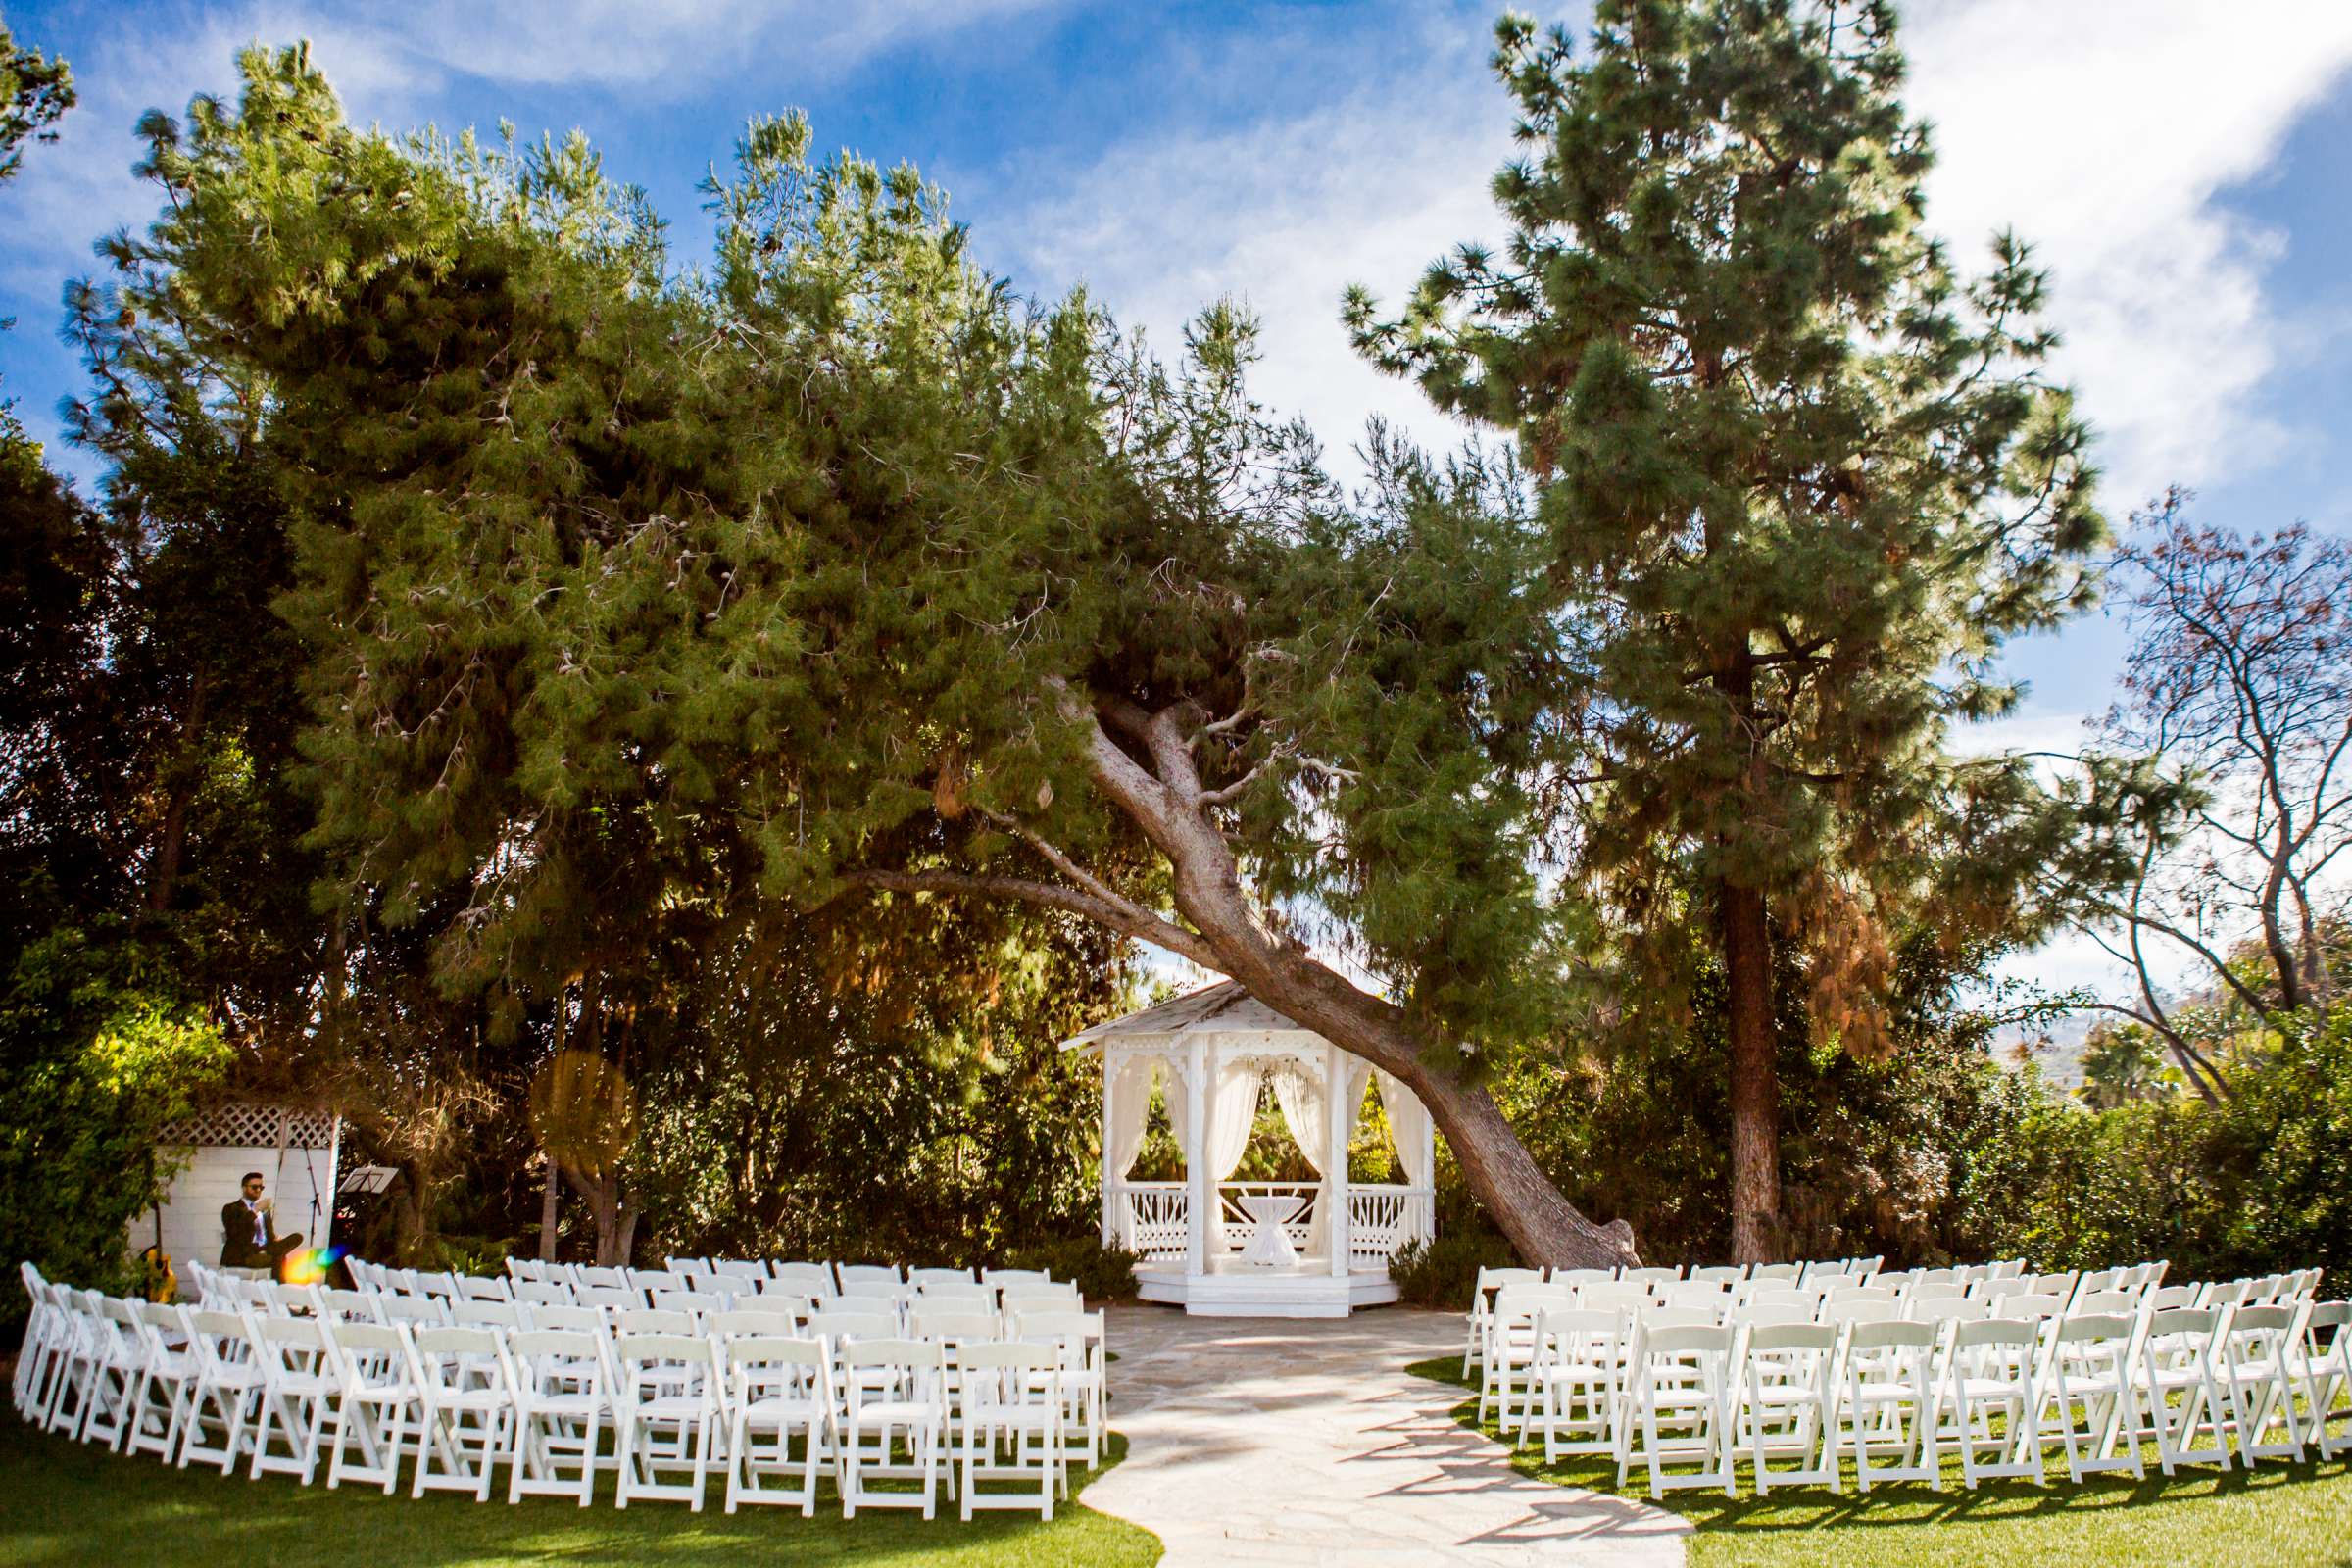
282, 1244, 346, 1286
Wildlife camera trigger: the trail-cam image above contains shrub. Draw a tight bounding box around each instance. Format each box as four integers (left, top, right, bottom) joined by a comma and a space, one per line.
1001, 1236, 1139, 1300
1388, 1231, 1517, 1309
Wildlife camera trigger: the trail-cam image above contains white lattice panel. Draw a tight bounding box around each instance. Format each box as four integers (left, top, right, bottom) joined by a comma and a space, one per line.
158, 1102, 336, 1149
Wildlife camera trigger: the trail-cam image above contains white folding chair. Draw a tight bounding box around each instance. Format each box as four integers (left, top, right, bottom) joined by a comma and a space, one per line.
612, 1333, 721, 1510
2290, 1300, 2350, 1460
1482, 1285, 1574, 1432
76, 1296, 147, 1450
178, 1307, 265, 1474
1615, 1321, 1736, 1498
1941, 1317, 2044, 1487
506, 1328, 610, 1506
839, 1338, 948, 1519
2217, 1304, 2306, 1465
407, 1325, 515, 1500
457, 1274, 513, 1304
910, 1266, 979, 1288
1463, 1265, 1544, 1379
2039, 1314, 2145, 1483
1011, 1308, 1106, 1468
122, 1300, 199, 1462
1527, 1306, 1624, 1461
247, 1313, 343, 1484
322, 1319, 421, 1494
1839, 1319, 1939, 1492
2134, 1306, 2230, 1475
40, 1289, 105, 1437
956, 1341, 1062, 1520
723, 1336, 835, 1515
1737, 1321, 1842, 1494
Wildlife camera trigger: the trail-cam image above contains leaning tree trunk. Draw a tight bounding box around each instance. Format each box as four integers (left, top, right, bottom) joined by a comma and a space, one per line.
1722, 881, 1782, 1264
853, 694, 1644, 1271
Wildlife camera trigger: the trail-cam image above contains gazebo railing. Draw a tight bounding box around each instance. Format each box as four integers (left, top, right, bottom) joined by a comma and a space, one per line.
1115, 1182, 1191, 1260
1117, 1180, 1435, 1266
1348, 1185, 1436, 1265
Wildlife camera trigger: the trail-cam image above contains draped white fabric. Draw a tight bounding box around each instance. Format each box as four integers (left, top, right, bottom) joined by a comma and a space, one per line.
1376, 1069, 1434, 1241
1270, 1056, 1370, 1254
1203, 1057, 1262, 1253
1102, 1055, 1162, 1182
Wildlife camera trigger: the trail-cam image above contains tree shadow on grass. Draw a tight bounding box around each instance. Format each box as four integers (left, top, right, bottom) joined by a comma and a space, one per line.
1402, 1353, 2352, 1557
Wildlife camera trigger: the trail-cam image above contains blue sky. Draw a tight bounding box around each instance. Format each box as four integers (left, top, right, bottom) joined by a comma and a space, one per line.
5, 0, 2350, 997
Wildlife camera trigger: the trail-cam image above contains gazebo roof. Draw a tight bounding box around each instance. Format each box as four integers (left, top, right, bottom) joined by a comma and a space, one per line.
1060, 980, 1327, 1054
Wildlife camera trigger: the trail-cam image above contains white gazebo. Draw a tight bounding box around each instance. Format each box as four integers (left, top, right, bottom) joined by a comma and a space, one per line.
1064, 982, 1436, 1317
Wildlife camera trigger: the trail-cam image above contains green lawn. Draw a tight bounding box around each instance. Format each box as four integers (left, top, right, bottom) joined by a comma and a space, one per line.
0, 1415, 1161, 1567
1407, 1357, 2352, 1568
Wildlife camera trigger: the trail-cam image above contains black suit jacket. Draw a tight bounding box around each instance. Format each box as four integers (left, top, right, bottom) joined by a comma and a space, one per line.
220, 1199, 277, 1267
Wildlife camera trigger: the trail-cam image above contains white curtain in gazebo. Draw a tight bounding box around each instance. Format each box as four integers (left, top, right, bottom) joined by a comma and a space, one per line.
1376, 1068, 1434, 1192
1204, 1057, 1262, 1253
1103, 1055, 1164, 1181
1272, 1056, 1371, 1254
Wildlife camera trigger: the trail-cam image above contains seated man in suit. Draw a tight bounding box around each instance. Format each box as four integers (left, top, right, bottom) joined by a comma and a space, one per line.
220, 1171, 304, 1273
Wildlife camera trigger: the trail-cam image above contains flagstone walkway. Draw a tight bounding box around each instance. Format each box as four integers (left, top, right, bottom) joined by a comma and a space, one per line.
1087, 1304, 1690, 1566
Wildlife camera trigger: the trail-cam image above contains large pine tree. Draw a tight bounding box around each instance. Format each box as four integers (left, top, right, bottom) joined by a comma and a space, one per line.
1350, 0, 2103, 1258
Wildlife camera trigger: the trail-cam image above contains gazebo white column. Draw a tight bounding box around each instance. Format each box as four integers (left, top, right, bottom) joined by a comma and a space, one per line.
1186, 1034, 1208, 1277
1325, 1040, 1348, 1278
1099, 1056, 1116, 1249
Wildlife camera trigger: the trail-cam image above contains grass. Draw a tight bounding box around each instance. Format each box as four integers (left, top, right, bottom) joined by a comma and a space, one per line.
0, 1414, 1160, 1567
1406, 1356, 2352, 1568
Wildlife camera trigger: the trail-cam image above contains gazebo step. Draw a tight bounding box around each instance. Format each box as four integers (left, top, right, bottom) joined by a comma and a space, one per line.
1135, 1260, 1400, 1318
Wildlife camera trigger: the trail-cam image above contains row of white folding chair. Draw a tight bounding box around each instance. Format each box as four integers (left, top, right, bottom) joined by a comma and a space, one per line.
1486, 1284, 2176, 1440
34, 1291, 1093, 1523
1524, 1298, 2348, 1496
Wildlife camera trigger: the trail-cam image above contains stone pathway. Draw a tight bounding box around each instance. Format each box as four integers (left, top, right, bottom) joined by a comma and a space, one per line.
1084, 1305, 1689, 1567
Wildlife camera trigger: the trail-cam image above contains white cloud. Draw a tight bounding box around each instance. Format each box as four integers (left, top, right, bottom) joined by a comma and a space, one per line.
1902, 0, 2352, 508
398, 0, 1064, 90
980, 7, 1512, 479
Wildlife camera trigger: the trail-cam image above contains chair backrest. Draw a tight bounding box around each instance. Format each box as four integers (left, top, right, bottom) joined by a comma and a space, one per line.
710, 1258, 767, 1281
768, 1263, 835, 1297
1737, 1300, 1818, 1328
1847, 1318, 1937, 1353
1641, 1321, 1734, 1359
910, 1307, 999, 1343
1907, 1281, 1969, 1303
839, 1279, 911, 1304
457, 1274, 511, 1302
1745, 1288, 1815, 1311
917, 1281, 995, 1305
625, 1267, 673, 1296
1641, 1306, 1719, 1330
2002, 1293, 2069, 1318
839, 1337, 945, 1403
514, 1280, 572, 1306
1575, 1282, 1648, 1311
647, 1290, 722, 1316
318, 1287, 375, 1320
453, 1299, 524, 1330
1003, 1289, 1083, 1316
413, 1270, 462, 1299
980, 1267, 1053, 1287
710, 1307, 799, 1341
579, 1285, 642, 1312
1619, 1266, 1682, 1285
2143, 1306, 2220, 1350
612, 1332, 716, 1401
2147, 1284, 2200, 1312
1908, 1295, 1991, 1323
524, 1302, 603, 1334
1747, 1320, 1839, 1355
409, 1325, 509, 1393
1954, 1316, 2041, 1350
2226, 1304, 2297, 1347
507, 1328, 607, 1392
2072, 1290, 2137, 1316
723, 1334, 828, 1402
835, 1263, 905, 1289
1658, 1282, 1732, 1311
373, 1294, 448, 1328
1535, 1306, 1621, 1347
1746, 1263, 1801, 1283
2052, 1311, 2135, 1346
573, 1264, 628, 1290
1822, 1298, 1901, 1326
1549, 1267, 1614, 1286
1826, 1286, 1898, 1306
909, 1266, 978, 1287
616, 1307, 696, 1337
1685, 1265, 1746, 1287
324, 1318, 408, 1365
805, 1310, 896, 1346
